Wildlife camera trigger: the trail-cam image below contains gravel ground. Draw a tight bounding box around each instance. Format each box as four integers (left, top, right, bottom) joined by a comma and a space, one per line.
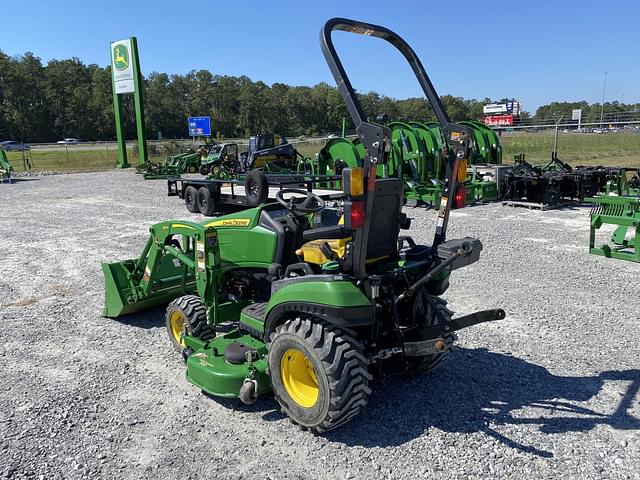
1, 170, 639, 480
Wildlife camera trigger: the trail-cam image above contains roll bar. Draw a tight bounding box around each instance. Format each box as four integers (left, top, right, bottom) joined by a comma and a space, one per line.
320, 18, 474, 251
320, 18, 451, 128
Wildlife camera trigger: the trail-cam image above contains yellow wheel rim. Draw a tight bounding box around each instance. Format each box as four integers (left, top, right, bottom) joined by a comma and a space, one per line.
280, 348, 319, 408
169, 311, 186, 347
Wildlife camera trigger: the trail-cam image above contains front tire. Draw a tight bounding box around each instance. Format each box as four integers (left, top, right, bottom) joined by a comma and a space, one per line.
268, 318, 371, 432
165, 295, 215, 352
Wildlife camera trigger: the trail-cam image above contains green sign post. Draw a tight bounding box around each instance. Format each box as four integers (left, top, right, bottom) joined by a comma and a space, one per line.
110, 37, 147, 168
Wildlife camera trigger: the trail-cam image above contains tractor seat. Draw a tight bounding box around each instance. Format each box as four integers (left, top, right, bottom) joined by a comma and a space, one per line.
297, 217, 351, 264
296, 178, 403, 266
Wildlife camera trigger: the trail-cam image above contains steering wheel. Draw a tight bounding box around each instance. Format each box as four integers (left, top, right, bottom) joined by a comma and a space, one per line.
276, 188, 325, 215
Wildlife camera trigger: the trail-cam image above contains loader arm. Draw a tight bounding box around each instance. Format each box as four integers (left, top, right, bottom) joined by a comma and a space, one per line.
102, 220, 221, 318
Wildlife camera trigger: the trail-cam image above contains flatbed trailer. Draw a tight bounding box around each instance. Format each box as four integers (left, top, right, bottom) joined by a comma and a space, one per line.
167, 172, 341, 216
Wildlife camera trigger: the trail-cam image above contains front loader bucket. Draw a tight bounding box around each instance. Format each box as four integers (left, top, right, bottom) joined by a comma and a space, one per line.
102, 257, 195, 318
102, 220, 216, 318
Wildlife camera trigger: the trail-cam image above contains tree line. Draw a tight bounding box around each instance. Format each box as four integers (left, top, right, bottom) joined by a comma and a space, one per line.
1, 51, 638, 143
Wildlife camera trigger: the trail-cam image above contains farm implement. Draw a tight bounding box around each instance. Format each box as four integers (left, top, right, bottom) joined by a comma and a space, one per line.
102, 18, 505, 432
317, 118, 504, 209
503, 154, 618, 207
585, 195, 640, 262
137, 148, 204, 179
0, 148, 12, 183
604, 168, 640, 196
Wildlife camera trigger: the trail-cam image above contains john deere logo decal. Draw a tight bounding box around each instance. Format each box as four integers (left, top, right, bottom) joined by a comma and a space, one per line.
113, 44, 129, 70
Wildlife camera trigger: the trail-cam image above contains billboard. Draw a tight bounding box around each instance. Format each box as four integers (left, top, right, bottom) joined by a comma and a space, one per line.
483, 103, 508, 114
483, 101, 522, 116
188, 116, 211, 137
484, 114, 513, 127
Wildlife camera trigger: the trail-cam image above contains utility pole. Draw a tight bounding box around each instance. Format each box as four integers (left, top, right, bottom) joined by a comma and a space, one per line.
600, 71, 608, 128
553, 116, 563, 160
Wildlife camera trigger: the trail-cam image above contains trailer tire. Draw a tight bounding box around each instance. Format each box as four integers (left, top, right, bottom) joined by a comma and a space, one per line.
197, 187, 216, 216
184, 186, 199, 213
245, 169, 268, 207
268, 317, 371, 433
165, 295, 215, 352
199, 165, 210, 176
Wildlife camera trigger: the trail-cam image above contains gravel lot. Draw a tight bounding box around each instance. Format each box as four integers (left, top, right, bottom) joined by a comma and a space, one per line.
1, 170, 639, 480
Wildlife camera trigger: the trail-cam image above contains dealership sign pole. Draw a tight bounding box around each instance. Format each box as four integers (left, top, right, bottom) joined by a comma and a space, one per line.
110, 37, 148, 168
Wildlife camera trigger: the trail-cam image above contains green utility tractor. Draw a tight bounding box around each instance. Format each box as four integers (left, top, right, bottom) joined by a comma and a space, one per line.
198, 142, 240, 176
102, 18, 504, 432
0, 148, 13, 183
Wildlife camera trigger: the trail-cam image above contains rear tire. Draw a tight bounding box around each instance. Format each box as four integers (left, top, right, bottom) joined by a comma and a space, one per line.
199, 165, 210, 176
197, 187, 216, 216
244, 169, 268, 207
184, 186, 199, 213
165, 295, 215, 352
188, 165, 198, 174
405, 292, 454, 374
268, 317, 371, 432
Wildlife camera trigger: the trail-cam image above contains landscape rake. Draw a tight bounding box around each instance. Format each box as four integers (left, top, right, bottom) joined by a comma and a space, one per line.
585, 195, 640, 263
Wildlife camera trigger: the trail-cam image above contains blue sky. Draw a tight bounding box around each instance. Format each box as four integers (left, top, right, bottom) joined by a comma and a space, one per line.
1, 0, 638, 113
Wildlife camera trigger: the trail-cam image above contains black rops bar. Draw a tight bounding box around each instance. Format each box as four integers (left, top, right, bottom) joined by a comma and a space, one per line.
319, 18, 476, 250
319, 18, 451, 128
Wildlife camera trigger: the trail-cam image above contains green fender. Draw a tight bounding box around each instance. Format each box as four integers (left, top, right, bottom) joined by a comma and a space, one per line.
262, 280, 373, 337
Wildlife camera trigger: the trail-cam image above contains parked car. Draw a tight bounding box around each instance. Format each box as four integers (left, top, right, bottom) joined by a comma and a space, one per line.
57, 138, 82, 144
0, 140, 30, 151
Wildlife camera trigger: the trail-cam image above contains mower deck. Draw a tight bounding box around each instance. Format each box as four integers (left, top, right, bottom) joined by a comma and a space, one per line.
184, 329, 270, 398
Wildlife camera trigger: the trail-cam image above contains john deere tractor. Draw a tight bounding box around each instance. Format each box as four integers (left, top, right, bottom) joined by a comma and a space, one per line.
102, 18, 504, 432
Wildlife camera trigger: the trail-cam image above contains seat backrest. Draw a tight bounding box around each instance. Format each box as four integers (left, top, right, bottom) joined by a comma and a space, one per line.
366, 178, 403, 259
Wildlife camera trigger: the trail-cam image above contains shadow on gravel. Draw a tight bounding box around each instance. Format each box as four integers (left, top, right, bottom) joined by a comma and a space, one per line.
114, 305, 166, 329
4, 178, 40, 183
326, 347, 640, 458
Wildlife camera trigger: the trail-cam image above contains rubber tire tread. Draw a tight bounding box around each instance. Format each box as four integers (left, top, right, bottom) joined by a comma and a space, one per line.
268, 317, 372, 433
244, 169, 268, 207
409, 294, 454, 374
184, 186, 199, 213
165, 295, 215, 352
197, 187, 216, 216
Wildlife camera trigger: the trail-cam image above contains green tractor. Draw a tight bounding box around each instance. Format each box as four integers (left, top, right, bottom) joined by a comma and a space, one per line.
102, 18, 504, 432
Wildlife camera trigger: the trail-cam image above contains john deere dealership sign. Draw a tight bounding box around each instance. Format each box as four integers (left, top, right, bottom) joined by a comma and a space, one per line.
110, 36, 146, 169
111, 39, 135, 94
